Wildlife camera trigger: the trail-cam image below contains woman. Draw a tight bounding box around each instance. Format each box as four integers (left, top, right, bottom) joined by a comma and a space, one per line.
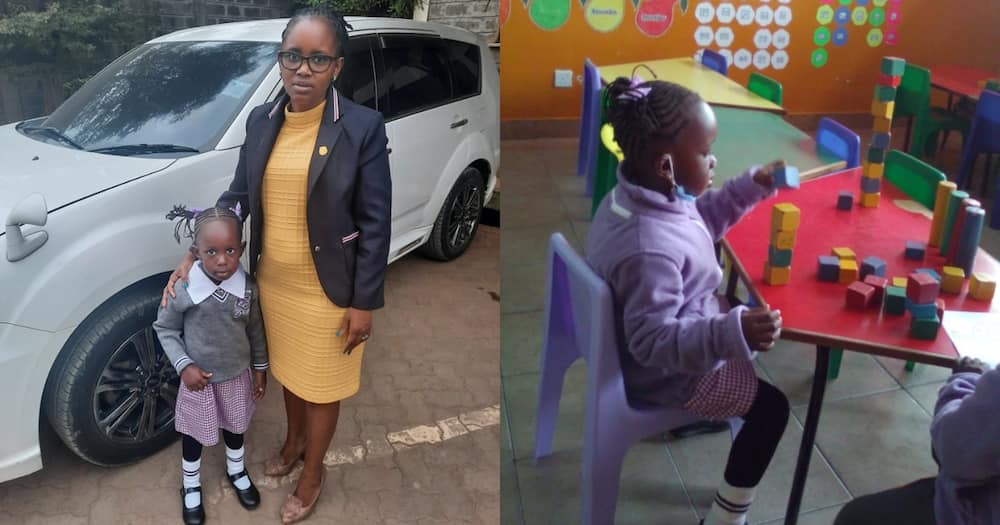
163, 8, 391, 523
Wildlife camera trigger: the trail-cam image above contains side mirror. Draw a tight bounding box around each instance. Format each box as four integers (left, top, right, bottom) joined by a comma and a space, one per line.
5, 193, 49, 262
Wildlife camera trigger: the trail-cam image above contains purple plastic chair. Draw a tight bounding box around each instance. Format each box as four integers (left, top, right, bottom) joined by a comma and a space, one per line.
577, 59, 601, 183
700, 49, 728, 76
955, 90, 1000, 228
534, 233, 742, 525
816, 117, 861, 168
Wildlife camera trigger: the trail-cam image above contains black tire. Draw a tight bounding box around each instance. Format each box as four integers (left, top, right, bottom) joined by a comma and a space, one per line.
45, 283, 180, 466
421, 167, 485, 261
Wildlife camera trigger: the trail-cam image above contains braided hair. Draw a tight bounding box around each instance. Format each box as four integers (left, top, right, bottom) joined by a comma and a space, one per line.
282, 7, 353, 58
605, 77, 703, 164
166, 205, 243, 246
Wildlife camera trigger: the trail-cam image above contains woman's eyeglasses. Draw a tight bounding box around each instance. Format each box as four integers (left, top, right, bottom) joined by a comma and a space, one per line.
278, 51, 339, 73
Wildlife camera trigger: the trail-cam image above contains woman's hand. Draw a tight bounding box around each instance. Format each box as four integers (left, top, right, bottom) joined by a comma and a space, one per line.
181, 364, 213, 391
753, 160, 786, 189
252, 370, 267, 400
161, 251, 196, 307
741, 306, 783, 352
338, 308, 373, 355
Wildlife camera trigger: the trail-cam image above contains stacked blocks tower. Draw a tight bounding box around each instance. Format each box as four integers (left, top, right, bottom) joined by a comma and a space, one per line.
861, 57, 906, 208
765, 203, 801, 285
906, 272, 941, 340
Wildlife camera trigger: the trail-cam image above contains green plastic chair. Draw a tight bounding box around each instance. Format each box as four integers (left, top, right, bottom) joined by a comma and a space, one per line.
894, 64, 970, 159
827, 150, 946, 379
747, 72, 783, 105
591, 87, 620, 216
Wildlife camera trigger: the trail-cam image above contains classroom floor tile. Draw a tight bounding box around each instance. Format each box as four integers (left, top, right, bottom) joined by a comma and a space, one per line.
501, 311, 544, 377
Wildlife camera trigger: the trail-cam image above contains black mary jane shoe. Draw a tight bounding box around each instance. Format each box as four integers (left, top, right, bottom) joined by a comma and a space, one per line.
180, 486, 205, 525
227, 469, 261, 510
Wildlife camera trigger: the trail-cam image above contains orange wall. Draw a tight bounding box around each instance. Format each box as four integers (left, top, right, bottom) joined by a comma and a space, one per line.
500, 0, 1000, 120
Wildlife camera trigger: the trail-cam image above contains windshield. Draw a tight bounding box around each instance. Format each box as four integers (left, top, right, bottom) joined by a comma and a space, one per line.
38, 41, 279, 154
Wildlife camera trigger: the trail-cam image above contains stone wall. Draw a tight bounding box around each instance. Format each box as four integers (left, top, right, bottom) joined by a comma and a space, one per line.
427, 0, 498, 41
156, 0, 292, 32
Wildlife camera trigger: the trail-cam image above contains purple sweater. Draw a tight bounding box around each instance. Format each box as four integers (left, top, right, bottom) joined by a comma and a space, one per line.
585, 167, 775, 407
932, 366, 1000, 525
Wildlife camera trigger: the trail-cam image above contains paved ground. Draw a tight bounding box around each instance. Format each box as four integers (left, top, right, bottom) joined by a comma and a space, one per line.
0, 226, 500, 525
500, 128, 1000, 525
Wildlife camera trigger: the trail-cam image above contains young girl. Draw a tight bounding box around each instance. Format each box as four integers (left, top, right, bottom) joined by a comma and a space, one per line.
155, 205, 268, 525
586, 77, 790, 525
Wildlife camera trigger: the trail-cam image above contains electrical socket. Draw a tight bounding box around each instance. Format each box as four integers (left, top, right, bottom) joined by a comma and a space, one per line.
554, 69, 573, 88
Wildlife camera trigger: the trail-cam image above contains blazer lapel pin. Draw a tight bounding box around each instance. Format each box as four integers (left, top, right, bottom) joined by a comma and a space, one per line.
318, 145, 329, 156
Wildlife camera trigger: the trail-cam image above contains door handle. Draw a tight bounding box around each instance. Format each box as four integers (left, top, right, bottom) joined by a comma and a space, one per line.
450, 118, 468, 129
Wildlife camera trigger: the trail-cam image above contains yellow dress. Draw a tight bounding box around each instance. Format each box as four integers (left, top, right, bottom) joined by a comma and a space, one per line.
258, 100, 365, 404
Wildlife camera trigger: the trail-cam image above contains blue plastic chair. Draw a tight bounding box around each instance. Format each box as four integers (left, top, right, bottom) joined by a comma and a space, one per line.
816, 117, 861, 168
956, 89, 1000, 228
700, 49, 728, 76
577, 59, 601, 182
534, 233, 742, 525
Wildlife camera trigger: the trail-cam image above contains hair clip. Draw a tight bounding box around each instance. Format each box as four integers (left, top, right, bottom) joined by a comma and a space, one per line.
230, 202, 242, 217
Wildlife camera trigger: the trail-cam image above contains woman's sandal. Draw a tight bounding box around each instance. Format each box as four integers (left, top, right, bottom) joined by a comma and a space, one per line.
280, 472, 326, 524
264, 450, 305, 477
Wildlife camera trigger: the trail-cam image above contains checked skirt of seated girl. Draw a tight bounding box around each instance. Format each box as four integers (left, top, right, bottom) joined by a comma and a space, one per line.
586, 76, 791, 525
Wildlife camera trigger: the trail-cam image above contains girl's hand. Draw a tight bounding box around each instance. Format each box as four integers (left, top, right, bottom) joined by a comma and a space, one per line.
181, 364, 213, 391
953, 356, 988, 375
753, 160, 786, 189
162, 251, 196, 307
338, 308, 373, 355
741, 307, 783, 352
252, 370, 267, 400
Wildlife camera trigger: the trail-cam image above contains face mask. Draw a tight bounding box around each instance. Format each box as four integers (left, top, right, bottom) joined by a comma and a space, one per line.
675, 185, 696, 201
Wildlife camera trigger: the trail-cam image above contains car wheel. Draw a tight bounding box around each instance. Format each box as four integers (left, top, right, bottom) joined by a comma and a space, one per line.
421, 167, 485, 261
45, 284, 179, 466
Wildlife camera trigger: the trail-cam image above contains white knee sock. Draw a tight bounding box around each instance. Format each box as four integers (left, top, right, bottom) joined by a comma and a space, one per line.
226, 445, 251, 490
704, 480, 755, 525
182, 458, 201, 509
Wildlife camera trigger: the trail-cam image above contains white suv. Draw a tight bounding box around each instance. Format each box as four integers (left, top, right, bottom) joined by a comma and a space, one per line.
0, 17, 498, 482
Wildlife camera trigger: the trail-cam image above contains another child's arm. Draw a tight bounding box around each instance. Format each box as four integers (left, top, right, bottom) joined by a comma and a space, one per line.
247, 284, 268, 400
153, 293, 212, 390
695, 161, 783, 240
612, 253, 772, 374
931, 358, 1000, 483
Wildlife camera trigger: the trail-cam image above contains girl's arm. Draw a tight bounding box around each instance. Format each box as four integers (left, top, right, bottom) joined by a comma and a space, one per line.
696, 166, 776, 240
247, 284, 268, 372
612, 252, 753, 374
152, 293, 194, 374
350, 112, 392, 311
931, 367, 1000, 483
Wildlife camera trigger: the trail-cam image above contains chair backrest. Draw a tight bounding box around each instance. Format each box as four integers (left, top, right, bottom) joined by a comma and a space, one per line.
816, 117, 861, 168
884, 149, 946, 209
969, 88, 1000, 152
895, 63, 931, 119
747, 72, 782, 105
547, 233, 627, 400
700, 49, 728, 76
578, 58, 602, 176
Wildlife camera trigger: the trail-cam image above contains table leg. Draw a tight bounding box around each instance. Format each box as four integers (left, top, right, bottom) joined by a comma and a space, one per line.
784, 345, 830, 525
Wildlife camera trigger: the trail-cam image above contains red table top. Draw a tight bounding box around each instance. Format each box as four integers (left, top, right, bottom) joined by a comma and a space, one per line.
931, 64, 997, 101
723, 167, 1000, 366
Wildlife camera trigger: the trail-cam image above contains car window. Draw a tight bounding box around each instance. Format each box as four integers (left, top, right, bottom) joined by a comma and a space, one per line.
445, 39, 480, 99
334, 36, 378, 111
40, 41, 279, 154
380, 35, 452, 120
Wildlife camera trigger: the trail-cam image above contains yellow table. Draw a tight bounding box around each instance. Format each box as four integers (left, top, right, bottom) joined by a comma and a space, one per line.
598, 58, 786, 114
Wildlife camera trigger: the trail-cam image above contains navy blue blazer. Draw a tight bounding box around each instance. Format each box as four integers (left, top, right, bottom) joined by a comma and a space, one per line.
218, 88, 391, 310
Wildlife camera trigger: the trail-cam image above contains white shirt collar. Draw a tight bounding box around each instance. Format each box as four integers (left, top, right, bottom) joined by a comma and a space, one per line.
187, 261, 246, 304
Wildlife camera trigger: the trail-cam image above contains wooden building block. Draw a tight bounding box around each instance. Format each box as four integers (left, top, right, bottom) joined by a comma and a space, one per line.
867, 145, 887, 164
871, 99, 896, 120
970, 273, 996, 302
832, 247, 856, 261
941, 266, 965, 294
864, 161, 885, 180
872, 132, 892, 149
929, 181, 958, 247
771, 203, 801, 231
860, 192, 880, 208
906, 298, 938, 319
768, 245, 793, 267
892, 276, 908, 288
881, 56, 906, 76
907, 272, 940, 304
909, 315, 940, 340
860, 175, 881, 194
861, 256, 887, 279
877, 73, 902, 88
818, 255, 840, 282
774, 165, 800, 189
863, 275, 889, 302
763, 262, 791, 286
771, 229, 797, 250
885, 286, 906, 315
839, 260, 859, 284
915, 268, 941, 282
904, 240, 926, 260
846, 281, 876, 310
873, 116, 893, 133
837, 191, 854, 210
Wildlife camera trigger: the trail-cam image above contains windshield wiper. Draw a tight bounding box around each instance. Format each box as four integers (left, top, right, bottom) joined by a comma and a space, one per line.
88, 144, 201, 156
19, 125, 84, 150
